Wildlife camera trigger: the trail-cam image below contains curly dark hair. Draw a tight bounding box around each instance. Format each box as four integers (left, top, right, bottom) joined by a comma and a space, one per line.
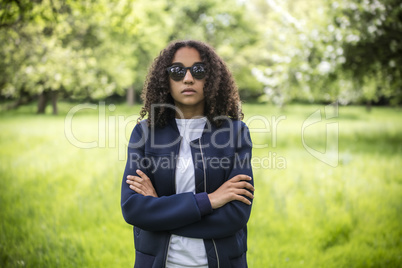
138, 40, 243, 128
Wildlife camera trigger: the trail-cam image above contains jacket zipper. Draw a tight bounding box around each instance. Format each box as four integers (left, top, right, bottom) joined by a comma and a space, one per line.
199, 138, 207, 192
199, 137, 220, 268
164, 138, 181, 267
212, 239, 220, 268
173, 137, 181, 193
164, 234, 172, 268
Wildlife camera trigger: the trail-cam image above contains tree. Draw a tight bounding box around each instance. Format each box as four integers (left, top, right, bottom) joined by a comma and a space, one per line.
249, 0, 402, 106
164, 0, 264, 100
1, 0, 264, 112
0, 0, 172, 113
331, 0, 402, 106
0, 0, 120, 113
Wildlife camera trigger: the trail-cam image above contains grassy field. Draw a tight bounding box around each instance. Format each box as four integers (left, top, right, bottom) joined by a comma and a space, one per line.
0, 102, 401, 267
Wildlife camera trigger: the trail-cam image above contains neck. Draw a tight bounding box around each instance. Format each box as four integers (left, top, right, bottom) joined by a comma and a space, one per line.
174, 104, 204, 119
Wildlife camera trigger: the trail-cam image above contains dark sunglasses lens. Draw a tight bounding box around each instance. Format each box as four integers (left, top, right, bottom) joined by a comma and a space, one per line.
168, 66, 186, 81
167, 64, 206, 80
191, 65, 206, 79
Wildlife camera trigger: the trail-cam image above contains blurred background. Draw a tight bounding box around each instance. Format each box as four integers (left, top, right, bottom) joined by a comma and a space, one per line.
1, 0, 401, 109
0, 0, 401, 267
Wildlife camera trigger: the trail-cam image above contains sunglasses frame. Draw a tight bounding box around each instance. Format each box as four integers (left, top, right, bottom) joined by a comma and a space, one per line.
166, 63, 207, 81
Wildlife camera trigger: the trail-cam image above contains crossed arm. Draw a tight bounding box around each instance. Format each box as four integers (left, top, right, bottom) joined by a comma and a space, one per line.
126, 169, 254, 209
121, 122, 254, 238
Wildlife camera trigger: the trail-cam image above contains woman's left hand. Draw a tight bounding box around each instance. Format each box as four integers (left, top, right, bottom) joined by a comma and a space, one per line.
126, 170, 158, 197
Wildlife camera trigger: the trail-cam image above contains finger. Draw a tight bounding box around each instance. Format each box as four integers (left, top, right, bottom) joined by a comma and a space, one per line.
131, 176, 146, 183
128, 181, 141, 190
126, 177, 144, 184
131, 184, 155, 197
137, 170, 154, 186
239, 181, 255, 191
127, 175, 142, 181
234, 195, 252, 205
130, 185, 145, 195
138, 171, 155, 190
133, 181, 145, 189
231, 181, 254, 192
242, 196, 252, 205
126, 178, 140, 187
128, 183, 137, 191
136, 169, 149, 180
132, 180, 155, 193
233, 188, 254, 199
230, 174, 252, 182
130, 181, 149, 192
239, 189, 254, 199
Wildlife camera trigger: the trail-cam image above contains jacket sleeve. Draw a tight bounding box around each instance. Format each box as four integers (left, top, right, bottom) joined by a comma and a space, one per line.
121, 122, 213, 232
169, 123, 254, 239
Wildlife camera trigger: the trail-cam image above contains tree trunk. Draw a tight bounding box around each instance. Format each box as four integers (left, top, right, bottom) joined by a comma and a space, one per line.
51, 91, 58, 115
366, 100, 372, 112
6, 89, 33, 110
127, 86, 134, 106
331, 100, 338, 117
37, 91, 48, 114
7, 97, 26, 110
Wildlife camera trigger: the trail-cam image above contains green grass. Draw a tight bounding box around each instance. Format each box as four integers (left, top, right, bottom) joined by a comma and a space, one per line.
0, 102, 401, 267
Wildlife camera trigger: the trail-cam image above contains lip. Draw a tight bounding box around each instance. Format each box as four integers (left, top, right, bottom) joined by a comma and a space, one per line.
181, 88, 197, 95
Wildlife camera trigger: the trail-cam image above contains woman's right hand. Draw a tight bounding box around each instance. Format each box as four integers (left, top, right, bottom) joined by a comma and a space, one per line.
126, 169, 158, 197
208, 175, 254, 209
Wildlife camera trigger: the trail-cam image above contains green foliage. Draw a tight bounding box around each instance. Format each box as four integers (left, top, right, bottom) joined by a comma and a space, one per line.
161, 0, 265, 96
0, 0, 263, 103
1, 0, 401, 107
250, 0, 402, 106
0, 103, 401, 267
332, 0, 402, 105
1, 0, 119, 100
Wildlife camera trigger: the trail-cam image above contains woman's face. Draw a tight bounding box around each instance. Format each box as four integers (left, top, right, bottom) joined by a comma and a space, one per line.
169, 47, 205, 117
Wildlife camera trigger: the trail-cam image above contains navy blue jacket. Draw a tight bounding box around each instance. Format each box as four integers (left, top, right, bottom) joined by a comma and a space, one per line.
121, 118, 253, 268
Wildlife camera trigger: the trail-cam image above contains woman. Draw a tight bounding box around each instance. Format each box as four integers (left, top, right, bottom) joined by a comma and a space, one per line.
121, 40, 254, 268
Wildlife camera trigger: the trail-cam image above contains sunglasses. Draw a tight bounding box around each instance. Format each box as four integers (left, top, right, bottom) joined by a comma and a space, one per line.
166, 63, 207, 81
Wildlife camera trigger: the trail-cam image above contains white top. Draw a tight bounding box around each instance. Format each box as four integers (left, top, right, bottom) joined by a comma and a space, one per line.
166, 117, 208, 268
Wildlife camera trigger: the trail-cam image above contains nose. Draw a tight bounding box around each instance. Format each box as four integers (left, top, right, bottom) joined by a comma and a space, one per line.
183, 69, 194, 84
